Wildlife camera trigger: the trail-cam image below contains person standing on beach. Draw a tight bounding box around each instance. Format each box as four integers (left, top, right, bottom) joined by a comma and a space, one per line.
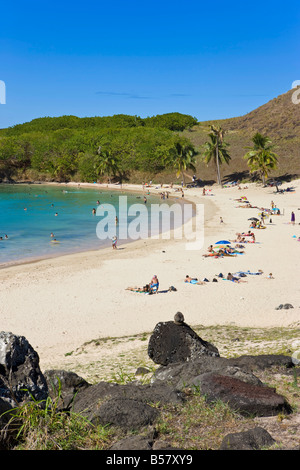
291, 211, 295, 225
112, 236, 117, 249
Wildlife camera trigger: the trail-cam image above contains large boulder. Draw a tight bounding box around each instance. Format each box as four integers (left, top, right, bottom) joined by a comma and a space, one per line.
0, 331, 48, 404
219, 427, 276, 450
195, 372, 292, 417
148, 315, 219, 366
151, 357, 263, 389
72, 381, 185, 416
44, 369, 90, 410
0, 398, 18, 450
110, 435, 154, 450
93, 398, 159, 430
226, 354, 294, 371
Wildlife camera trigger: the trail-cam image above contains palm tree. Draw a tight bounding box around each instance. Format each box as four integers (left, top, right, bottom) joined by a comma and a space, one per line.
202, 125, 231, 186
166, 137, 196, 185
94, 148, 119, 181
243, 133, 279, 184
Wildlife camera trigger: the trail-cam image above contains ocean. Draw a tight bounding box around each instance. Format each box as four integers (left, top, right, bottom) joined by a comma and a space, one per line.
0, 183, 188, 266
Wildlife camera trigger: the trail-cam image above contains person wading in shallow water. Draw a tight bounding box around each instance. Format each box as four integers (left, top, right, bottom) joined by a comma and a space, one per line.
112, 236, 117, 249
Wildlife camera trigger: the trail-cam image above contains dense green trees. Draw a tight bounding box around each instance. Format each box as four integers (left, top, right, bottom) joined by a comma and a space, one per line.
0, 113, 198, 182
0, 112, 197, 137
142, 112, 197, 131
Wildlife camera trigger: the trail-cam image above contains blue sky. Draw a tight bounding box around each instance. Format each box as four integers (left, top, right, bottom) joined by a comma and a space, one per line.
0, 0, 299, 128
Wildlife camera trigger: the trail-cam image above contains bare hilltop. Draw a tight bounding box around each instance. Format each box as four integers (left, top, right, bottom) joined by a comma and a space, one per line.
182, 87, 300, 183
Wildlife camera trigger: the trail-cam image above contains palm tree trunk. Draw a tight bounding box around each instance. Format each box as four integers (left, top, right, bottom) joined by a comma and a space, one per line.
216, 143, 222, 186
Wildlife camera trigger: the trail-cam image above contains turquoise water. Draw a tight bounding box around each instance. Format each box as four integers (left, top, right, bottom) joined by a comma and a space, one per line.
0, 184, 186, 266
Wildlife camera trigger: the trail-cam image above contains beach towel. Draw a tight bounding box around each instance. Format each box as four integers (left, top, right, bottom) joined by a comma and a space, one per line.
237, 270, 262, 275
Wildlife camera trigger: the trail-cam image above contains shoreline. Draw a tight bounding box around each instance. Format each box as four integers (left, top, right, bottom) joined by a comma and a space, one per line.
0, 180, 198, 270
0, 179, 299, 370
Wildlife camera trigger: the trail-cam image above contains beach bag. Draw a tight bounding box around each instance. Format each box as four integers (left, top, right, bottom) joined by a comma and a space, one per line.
169, 286, 177, 292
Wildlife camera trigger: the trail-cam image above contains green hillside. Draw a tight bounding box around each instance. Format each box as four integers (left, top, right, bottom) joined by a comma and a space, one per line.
0, 89, 299, 184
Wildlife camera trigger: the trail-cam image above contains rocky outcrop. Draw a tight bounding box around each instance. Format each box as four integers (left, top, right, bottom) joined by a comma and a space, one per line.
0, 398, 18, 450
148, 315, 219, 365
151, 356, 264, 389
95, 398, 159, 430
71, 381, 185, 417
0, 332, 49, 449
219, 427, 276, 450
109, 435, 154, 450
193, 372, 292, 417
0, 325, 298, 450
44, 369, 90, 410
0, 331, 48, 404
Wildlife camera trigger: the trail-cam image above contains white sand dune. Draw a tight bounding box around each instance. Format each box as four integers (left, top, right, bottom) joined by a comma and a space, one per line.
0, 179, 299, 369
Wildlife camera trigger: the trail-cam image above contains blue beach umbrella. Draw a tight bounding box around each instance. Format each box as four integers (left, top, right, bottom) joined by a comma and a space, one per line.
215, 240, 231, 244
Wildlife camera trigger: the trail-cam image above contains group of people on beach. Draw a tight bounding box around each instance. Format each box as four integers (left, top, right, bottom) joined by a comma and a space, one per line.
124, 181, 298, 295
184, 271, 269, 284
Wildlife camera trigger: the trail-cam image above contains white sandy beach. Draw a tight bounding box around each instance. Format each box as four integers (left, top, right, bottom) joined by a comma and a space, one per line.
0, 179, 299, 371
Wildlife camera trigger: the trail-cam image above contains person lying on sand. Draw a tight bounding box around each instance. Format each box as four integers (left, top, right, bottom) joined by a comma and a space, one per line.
217, 248, 237, 256
202, 249, 237, 257
224, 246, 244, 254
226, 273, 247, 283
231, 233, 246, 243
236, 203, 257, 208
242, 231, 255, 237
126, 284, 150, 293
185, 275, 206, 285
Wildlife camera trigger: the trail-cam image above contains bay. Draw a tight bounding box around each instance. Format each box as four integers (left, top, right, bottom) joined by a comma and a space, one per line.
0, 183, 187, 267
